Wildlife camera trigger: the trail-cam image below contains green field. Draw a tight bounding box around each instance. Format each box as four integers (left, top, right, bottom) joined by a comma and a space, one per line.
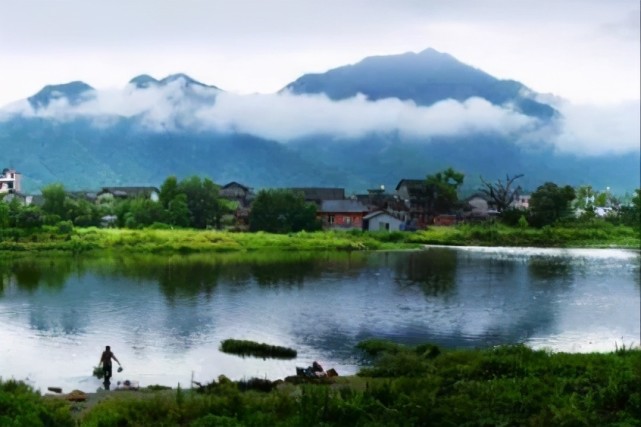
0, 221, 638, 256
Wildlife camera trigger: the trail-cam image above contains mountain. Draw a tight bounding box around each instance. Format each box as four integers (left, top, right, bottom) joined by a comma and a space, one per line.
1, 52, 639, 195
285, 48, 557, 119
28, 81, 95, 109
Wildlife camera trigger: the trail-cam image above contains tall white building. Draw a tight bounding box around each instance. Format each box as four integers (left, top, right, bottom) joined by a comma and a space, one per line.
0, 168, 21, 194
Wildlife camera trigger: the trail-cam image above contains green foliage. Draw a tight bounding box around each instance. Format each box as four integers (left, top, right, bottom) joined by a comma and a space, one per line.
14, 205, 44, 228
517, 214, 529, 229
617, 188, 641, 228
41, 183, 67, 218
425, 167, 465, 215
159, 175, 179, 209
529, 182, 576, 227
220, 339, 297, 359
0, 378, 74, 426
179, 176, 223, 229
4, 342, 638, 426
249, 189, 321, 233
357, 339, 406, 356
56, 220, 74, 234
0, 202, 9, 228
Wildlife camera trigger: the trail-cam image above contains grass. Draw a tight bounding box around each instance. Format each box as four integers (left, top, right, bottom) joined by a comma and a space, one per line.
3, 341, 640, 426
0, 222, 638, 257
220, 339, 297, 359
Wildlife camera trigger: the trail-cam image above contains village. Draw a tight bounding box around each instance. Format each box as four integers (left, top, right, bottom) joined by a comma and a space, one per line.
0, 167, 537, 231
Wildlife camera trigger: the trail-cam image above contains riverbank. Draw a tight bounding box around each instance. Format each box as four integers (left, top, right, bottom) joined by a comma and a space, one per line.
4, 342, 640, 426
0, 221, 638, 255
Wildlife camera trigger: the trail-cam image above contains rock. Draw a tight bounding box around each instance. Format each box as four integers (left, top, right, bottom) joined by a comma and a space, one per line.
66, 390, 87, 402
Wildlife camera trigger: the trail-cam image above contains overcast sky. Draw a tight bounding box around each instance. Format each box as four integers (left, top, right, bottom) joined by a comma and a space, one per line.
0, 0, 639, 107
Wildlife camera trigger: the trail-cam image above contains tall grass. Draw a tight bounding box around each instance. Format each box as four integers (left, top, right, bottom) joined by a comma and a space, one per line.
0, 223, 638, 256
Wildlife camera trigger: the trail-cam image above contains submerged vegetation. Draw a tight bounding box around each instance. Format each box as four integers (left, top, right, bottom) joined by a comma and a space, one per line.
3, 341, 639, 426
220, 339, 297, 360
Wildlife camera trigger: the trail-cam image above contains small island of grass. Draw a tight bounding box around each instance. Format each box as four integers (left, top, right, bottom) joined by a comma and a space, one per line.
220, 339, 297, 359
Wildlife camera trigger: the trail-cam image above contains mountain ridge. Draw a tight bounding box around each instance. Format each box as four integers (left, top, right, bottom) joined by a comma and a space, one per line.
2, 48, 638, 194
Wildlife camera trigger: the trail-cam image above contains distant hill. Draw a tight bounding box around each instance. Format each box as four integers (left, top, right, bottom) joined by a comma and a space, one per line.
1, 51, 638, 195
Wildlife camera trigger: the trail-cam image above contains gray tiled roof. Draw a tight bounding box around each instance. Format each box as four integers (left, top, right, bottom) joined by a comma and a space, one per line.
320, 199, 369, 213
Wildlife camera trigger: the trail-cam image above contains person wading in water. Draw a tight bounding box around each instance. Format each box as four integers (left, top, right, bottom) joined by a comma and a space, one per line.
99, 345, 122, 389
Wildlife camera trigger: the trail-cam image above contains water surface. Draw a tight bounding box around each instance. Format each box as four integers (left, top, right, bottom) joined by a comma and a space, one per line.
0, 247, 638, 393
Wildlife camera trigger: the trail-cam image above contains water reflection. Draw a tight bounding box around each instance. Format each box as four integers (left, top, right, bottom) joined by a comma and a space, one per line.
0, 248, 638, 393
392, 248, 457, 297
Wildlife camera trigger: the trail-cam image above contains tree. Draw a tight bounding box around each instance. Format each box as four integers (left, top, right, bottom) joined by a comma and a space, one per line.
0, 202, 9, 228
159, 176, 179, 209
178, 176, 223, 229
529, 182, 576, 227
41, 183, 67, 219
249, 189, 320, 233
167, 194, 190, 227
618, 188, 640, 228
425, 168, 465, 215
479, 174, 523, 212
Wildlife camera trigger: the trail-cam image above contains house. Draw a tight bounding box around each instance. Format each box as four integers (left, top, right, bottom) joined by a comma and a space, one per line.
219, 182, 254, 229
464, 193, 498, 219
0, 168, 21, 194
395, 179, 428, 228
318, 199, 369, 230
363, 210, 405, 232
97, 186, 160, 201
289, 188, 345, 205
220, 181, 254, 207
511, 195, 531, 210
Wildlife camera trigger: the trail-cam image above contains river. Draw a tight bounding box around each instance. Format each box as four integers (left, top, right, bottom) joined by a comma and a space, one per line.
0, 246, 638, 393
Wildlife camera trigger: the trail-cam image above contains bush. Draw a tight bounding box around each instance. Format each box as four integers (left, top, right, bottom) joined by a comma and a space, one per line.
56, 220, 74, 234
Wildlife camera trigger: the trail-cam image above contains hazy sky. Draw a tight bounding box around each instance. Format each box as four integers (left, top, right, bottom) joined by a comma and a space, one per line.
1, 0, 639, 107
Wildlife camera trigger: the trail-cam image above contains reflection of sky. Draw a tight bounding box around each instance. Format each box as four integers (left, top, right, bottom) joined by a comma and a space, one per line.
0, 248, 639, 393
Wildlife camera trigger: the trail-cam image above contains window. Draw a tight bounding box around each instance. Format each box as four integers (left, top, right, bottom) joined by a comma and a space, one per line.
345, 217, 351, 225
328, 215, 335, 224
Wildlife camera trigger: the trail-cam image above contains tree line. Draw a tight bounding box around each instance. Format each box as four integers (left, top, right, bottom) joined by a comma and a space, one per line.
0, 171, 639, 232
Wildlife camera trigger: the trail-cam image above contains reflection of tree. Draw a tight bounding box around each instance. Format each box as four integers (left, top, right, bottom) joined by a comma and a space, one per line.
528, 257, 573, 284
157, 261, 221, 301
250, 258, 320, 287
10, 259, 73, 292
393, 249, 457, 297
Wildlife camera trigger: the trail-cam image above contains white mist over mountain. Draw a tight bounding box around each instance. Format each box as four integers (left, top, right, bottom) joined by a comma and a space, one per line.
2, 74, 638, 157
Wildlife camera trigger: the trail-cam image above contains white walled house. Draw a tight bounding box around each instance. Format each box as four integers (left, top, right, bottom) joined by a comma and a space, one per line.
511, 194, 531, 210
0, 168, 21, 194
363, 210, 404, 232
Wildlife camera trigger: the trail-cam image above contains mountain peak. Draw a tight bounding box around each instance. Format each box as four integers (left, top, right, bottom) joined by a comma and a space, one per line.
159, 73, 218, 89
28, 81, 95, 109
128, 73, 219, 90
284, 48, 555, 119
129, 74, 160, 89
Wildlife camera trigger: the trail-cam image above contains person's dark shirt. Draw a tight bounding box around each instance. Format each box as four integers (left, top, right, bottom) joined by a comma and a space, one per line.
101, 350, 114, 367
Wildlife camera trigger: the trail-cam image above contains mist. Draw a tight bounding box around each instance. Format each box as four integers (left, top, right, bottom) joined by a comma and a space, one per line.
1, 77, 638, 156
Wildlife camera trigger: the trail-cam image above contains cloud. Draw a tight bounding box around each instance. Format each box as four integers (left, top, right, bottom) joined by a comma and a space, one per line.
547, 100, 641, 155
198, 91, 538, 140
1, 77, 538, 137
1, 78, 638, 156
